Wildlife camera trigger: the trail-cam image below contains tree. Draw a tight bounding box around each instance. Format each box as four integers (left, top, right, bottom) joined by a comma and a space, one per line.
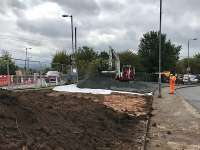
97, 51, 109, 72
75, 46, 98, 63
75, 46, 98, 78
176, 56, 200, 74
194, 53, 200, 59
51, 51, 71, 73
138, 31, 181, 73
119, 51, 144, 72
0, 51, 18, 75
99, 51, 109, 60
176, 59, 187, 74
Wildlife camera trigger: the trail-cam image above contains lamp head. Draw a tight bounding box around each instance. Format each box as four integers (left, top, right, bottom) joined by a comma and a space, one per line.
62, 14, 71, 17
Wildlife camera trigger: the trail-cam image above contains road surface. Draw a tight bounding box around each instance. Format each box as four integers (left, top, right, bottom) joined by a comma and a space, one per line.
177, 86, 200, 112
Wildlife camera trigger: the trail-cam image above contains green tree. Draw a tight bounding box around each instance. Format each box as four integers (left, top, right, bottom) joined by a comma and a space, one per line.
194, 53, 200, 59
0, 51, 18, 75
138, 31, 181, 73
97, 51, 109, 72
75, 46, 98, 63
75, 46, 98, 78
189, 57, 200, 74
119, 51, 144, 72
99, 51, 109, 60
176, 58, 187, 74
176, 56, 200, 74
51, 51, 71, 73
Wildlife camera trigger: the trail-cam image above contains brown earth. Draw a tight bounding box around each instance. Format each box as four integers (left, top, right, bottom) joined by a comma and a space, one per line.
0, 89, 152, 150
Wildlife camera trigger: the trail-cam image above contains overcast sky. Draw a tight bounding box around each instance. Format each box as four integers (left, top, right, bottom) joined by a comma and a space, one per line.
0, 0, 200, 63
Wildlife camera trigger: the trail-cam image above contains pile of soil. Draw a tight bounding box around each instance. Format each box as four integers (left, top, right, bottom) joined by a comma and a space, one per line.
78, 75, 157, 93
0, 89, 152, 150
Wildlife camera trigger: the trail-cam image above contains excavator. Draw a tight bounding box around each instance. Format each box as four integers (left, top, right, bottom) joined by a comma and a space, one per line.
101, 47, 135, 81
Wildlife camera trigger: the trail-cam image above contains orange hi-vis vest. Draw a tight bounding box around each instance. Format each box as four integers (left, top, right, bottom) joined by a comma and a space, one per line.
170, 75, 176, 94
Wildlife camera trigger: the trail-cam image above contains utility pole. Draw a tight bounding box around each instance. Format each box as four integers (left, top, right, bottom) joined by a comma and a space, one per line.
71, 16, 74, 54
62, 14, 74, 54
25, 48, 27, 73
158, 0, 162, 98
74, 26, 78, 82
27, 57, 31, 74
62, 14, 75, 76
75, 26, 77, 52
25, 48, 32, 75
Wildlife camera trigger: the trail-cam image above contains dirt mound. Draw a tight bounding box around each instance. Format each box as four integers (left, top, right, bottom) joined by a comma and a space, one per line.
0, 89, 18, 105
0, 90, 152, 150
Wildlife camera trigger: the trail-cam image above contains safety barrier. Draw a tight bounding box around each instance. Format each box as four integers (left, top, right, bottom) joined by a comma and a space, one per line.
0, 74, 75, 89
0, 75, 11, 86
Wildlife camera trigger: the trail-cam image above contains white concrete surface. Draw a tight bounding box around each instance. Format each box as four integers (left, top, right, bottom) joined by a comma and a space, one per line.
53, 84, 152, 96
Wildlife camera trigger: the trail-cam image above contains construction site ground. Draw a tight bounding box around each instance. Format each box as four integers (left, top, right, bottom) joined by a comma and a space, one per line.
78, 75, 157, 94
0, 89, 152, 150
147, 87, 200, 150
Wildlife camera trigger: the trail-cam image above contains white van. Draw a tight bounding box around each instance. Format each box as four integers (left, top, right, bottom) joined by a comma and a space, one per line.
45, 71, 60, 83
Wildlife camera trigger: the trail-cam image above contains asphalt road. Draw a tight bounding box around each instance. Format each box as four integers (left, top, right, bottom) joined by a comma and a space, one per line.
177, 86, 200, 112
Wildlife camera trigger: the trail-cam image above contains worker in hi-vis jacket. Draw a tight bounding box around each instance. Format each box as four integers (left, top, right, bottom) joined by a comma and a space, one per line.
169, 74, 176, 94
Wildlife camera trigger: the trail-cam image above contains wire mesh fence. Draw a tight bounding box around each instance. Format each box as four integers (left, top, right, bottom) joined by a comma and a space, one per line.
134, 72, 158, 82
0, 57, 78, 89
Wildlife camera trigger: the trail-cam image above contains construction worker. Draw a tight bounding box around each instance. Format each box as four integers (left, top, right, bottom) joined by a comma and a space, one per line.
169, 74, 176, 94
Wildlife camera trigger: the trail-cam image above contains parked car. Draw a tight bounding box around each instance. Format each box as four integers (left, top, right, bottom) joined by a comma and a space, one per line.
183, 74, 199, 84
195, 74, 200, 82
45, 71, 61, 83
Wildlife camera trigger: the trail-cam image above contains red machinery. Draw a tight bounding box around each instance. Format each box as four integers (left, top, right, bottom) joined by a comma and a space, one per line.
101, 47, 135, 81
116, 65, 135, 81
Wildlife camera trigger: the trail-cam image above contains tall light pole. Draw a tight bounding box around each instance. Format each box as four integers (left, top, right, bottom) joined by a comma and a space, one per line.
75, 26, 77, 52
187, 38, 197, 81
62, 14, 74, 55
25, 47, 32, 74
27, 56, 32, 74
158, 0, 162, 98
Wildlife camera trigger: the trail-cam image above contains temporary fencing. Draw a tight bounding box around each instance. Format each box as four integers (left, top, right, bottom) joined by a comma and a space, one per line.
0, 75, 10, 86
0, 56, 78, 90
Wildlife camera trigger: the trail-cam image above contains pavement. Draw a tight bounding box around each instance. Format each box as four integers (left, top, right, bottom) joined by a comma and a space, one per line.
177, 86, 200, 112
147, 87, 200, 150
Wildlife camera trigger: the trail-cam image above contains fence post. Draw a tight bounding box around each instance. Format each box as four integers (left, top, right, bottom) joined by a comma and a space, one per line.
39, 62, 42, 88
7, 60, 10, 87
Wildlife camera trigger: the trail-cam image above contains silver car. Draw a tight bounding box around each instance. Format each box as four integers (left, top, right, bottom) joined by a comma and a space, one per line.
183, 74, 198, 84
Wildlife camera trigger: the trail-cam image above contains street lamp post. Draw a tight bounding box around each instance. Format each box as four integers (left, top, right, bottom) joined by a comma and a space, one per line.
75, 26, 77, 52
25, 47, 32, 74
158, 0, 162, 98
62, 14, 74, 55
62, 14, 76, 78
187, 38, 197, 82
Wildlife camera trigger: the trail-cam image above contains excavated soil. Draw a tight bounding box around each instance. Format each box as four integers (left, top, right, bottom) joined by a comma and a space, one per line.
0, 89, 152, 150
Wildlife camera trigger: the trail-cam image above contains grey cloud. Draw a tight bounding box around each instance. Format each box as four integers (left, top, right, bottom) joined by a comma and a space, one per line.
1, 0, 200, 60
49, 0, 100, 16
8, 0, 26, 10
0, 0, 26, 15
0, 0, 9, 14
98, 0, 125, 12
17, 17, 72, 38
